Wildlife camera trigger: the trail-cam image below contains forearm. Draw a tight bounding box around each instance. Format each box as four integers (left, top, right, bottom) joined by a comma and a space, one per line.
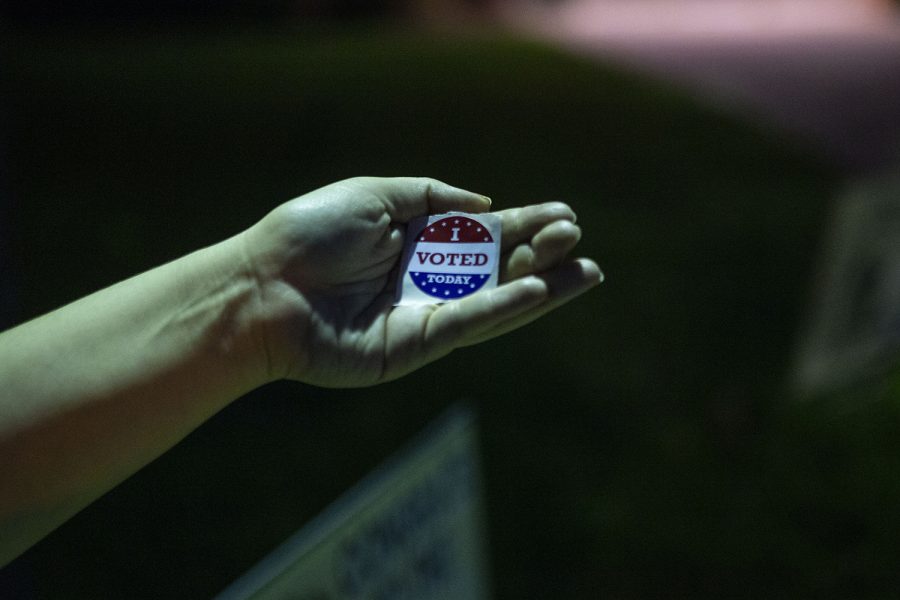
0, 232, 269, 564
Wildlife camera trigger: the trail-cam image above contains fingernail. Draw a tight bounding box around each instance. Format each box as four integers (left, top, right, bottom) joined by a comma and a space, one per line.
479, 195, 492, 206
581, 259, 605, 284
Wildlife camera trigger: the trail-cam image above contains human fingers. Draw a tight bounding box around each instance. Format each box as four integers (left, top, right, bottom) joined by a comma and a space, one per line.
421, 257, 601, 357
420, 274, 551, 360
462, 258, 603, 347
494, 202, 577, 252
377, 274, 549, 382
351, 177, 491, 222
501, 219, 582, 281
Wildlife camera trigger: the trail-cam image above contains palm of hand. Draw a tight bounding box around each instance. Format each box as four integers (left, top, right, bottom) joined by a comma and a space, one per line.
245, 178, 600, 387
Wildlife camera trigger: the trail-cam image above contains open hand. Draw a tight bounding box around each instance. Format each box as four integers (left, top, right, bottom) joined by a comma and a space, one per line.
243, 177, 602, 387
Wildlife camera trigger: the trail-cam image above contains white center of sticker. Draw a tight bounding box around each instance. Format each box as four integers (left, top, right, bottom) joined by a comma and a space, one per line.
395, 212, 501, 305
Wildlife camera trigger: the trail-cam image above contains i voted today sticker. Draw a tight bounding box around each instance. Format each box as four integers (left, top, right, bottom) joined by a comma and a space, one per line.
395, 212, 501, 306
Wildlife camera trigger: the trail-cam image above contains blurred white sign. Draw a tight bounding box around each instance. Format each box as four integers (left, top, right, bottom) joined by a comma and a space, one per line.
216, 406, 490, 600
794, 171, 900, 396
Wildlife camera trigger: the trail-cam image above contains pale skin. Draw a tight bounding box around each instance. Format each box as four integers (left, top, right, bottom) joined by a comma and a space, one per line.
0, 177, 602, 566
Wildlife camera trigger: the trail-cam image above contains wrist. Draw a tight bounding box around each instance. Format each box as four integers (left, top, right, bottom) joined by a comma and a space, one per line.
184, 232, 277, 390
233, 227, 310, 384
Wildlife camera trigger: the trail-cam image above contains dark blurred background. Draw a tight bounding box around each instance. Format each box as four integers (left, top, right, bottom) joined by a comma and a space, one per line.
3, 1, 900, 598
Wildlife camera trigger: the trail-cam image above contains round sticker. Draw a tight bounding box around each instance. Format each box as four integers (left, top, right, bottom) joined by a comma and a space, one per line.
409, 216, 496, 300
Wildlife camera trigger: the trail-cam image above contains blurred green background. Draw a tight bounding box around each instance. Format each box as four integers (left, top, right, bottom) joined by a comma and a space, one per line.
4, 13, 900, 599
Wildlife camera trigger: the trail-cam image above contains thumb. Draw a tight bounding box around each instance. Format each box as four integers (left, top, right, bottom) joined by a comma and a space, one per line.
363, 176, 492, 222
